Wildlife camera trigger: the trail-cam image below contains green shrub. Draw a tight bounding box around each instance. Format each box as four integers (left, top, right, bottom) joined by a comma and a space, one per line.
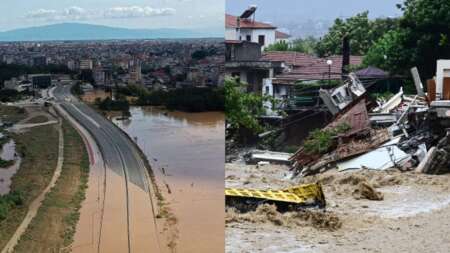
303, 123, 351, 155
0, 190, 24, 220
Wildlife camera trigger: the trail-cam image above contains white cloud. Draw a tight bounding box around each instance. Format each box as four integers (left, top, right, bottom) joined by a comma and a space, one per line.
26, 6, 89, 21
26, 9, 57, 19
63, 6, 87, 17
104, 6, 176, 19
25, 6, 176, 21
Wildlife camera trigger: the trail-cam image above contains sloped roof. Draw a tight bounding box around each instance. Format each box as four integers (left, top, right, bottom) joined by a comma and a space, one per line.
261, 52, 319, 67
355, 66, 389, 79
226, 14, 276, 29
262, 51, 363, 82
275, 31, 291, 39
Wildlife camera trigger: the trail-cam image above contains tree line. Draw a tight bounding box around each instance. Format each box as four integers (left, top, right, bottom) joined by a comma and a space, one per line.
115, 85, 224, 112
265, 0, 450, 79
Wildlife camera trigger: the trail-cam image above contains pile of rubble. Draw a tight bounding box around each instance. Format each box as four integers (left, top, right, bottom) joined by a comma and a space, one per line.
291, 62, 450, 177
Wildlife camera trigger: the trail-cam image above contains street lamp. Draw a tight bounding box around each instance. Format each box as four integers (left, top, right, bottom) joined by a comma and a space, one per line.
326, 59, 333, 86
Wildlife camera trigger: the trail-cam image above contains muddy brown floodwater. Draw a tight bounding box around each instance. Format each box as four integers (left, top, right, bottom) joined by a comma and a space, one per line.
112, 106, 225, 253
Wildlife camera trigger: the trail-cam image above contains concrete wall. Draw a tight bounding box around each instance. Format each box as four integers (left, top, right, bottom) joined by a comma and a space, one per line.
250, 29, 276, 50
226, 42, 261, 62
225, 28, 237, 40
263, 78, 275, 115
227, 28, 276, 50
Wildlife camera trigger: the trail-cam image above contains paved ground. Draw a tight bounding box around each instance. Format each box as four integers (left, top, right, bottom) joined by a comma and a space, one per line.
51, 85, 163, 253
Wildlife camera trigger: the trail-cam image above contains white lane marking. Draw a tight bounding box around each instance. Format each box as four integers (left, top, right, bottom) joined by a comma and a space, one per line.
70, 104, 100, 128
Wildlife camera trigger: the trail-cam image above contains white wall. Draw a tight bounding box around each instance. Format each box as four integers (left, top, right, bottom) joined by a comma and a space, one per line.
251, 29, 276, 50
262, 78, 275, 115
226, 27, 276, 50
225, 28, 237, 40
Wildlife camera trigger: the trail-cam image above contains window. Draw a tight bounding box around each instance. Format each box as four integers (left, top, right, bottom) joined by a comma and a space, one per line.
274, 86, 280, 94
265, 86, 270, 94
246, 35, 251, 41
258, 35, 265, 46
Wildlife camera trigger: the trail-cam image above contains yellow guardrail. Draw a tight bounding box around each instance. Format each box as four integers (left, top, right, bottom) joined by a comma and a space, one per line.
225, 183, 326, 207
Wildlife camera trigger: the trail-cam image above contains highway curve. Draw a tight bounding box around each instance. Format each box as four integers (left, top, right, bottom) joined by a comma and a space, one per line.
52, 84, 162, 253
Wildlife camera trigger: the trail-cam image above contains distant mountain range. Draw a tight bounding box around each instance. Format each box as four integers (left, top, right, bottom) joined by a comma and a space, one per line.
0, 23, 223, 41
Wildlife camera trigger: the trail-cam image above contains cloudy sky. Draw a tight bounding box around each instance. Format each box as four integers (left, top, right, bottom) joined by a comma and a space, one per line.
226, 0, 402, 22
0, 0, 224, 31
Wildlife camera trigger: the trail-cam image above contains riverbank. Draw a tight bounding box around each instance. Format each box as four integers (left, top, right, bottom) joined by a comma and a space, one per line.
0, 123, 58, 249
13, 120, 89, 252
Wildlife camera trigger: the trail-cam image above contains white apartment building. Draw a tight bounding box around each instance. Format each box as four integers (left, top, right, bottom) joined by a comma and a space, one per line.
79, 59, 93, 70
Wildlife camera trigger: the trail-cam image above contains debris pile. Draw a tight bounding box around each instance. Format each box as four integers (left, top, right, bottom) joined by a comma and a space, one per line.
226, 61, 450, 230
290, 62, 450, 177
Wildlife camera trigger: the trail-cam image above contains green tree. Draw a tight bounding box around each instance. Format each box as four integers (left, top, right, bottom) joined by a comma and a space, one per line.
316, 11, 398, 57
264, 37, 318, 54
365, 0, 450, 78
264, 41, 289, 52
291, 37, 319, 54
225, 78, 267, 134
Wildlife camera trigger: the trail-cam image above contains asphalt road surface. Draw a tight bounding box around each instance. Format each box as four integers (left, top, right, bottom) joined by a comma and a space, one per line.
52, 84, 161, 253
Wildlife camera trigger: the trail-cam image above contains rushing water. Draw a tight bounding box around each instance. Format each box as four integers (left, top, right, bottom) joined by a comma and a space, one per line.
112, 106, 224, 253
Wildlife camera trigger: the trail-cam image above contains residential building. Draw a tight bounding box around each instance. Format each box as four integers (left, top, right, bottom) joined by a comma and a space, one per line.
67, 60, 78, 71
225, 40, 284, 93
275, 31, 292, 44
30, 74, 52, 89
129, 59, 142, 83
32, 56, 48, 66
226, 6, 277, 50
80, 59, 93, 70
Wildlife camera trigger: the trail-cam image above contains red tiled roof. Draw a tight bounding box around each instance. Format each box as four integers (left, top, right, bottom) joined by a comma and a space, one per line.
275, 30, 291, 39
226, 14, 276, 29
261, 52, 320, 67
262, 51, 363, 81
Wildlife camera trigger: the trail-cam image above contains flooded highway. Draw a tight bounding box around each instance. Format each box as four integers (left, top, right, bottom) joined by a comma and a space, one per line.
112, 106, 225, 253
53, 86, 161, 253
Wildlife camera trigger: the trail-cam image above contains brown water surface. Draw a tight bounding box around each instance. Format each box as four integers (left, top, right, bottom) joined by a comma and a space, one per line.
112, 106, 224, 253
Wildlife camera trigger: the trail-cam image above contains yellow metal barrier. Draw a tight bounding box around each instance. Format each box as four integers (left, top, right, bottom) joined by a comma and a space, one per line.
225, 183, 326, 207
